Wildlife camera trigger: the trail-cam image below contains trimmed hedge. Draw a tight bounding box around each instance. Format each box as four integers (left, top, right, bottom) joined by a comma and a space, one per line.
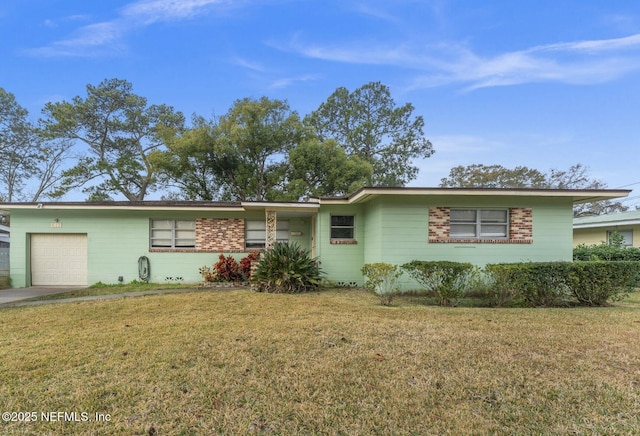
486, 261, 639, 307
569, 261, 639, 306
402, 260, 475, 306
485, 262, 572, 307
573, 244, 640, 261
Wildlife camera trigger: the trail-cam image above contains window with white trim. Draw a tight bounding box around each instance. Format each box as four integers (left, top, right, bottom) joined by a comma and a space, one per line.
450, 209, 508, 239
245, 220, 290, 249
330, 215, 355, 240
150, 219, 196, 248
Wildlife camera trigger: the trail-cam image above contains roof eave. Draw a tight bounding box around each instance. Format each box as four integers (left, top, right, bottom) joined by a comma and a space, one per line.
318, 187, 631, 204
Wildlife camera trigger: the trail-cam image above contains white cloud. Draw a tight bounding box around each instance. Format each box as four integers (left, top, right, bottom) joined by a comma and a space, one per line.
282, 33, 640, 90
121, 0, 229, 24
230, 57, 270, 73
26, 0, 231, 58
269, 74, 321, 89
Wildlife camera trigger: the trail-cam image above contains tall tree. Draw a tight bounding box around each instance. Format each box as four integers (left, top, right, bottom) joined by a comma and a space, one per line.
152, 116, 228, 201
548, 164, 627, 216
0, 88, 42, 201
40, 78, 185, 201
156, 97, 305, 201
305, 81, 434, 186
440, 163, 627, 216
0, 88, 33, 201
29, 138, 76, 201
440, 164, 548, 188
284, 138, 373, 200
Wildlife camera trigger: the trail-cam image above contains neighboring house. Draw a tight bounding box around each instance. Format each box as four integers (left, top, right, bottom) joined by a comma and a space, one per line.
573, 210, 640, 247
1, 187, 630, 289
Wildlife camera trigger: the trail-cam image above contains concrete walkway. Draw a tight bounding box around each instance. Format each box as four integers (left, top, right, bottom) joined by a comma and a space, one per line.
0, 287, 84, 305
0, 287, 204, 308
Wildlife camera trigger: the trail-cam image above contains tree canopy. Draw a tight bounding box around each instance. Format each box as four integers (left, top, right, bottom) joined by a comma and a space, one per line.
440, 163, 628, 216
440, 164, 548, 188
2, 77, 632, 212
40, 78, 185, 201
285, 138, 372, 200
157, 97, 305, 201
0, 88, 36, 201
0, 88, 72, 202
305, 81, 434, 186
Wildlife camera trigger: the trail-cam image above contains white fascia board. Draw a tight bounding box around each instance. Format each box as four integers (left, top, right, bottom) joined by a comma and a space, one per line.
4, 204, 245, 212
321, 188, 631, 205
574, 219, 640, 229
241, 202, 320, 211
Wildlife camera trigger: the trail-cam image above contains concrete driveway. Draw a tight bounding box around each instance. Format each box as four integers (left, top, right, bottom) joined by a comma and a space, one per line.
0, 287, 84, 305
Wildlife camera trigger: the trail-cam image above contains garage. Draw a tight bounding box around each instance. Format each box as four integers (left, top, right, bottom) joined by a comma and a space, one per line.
30, 234, 88, 286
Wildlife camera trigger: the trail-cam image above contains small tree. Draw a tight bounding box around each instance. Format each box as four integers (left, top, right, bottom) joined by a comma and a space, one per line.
361, 263, 402, 306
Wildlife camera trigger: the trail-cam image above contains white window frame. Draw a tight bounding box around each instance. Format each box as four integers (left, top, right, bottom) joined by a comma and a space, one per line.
150, 219, 196, 248
245, 220, 290, 249
330, 215, 355, 240
450, 209, 509, 239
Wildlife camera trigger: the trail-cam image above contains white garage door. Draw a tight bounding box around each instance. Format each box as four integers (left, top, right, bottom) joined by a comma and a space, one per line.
31, 234, 88, 286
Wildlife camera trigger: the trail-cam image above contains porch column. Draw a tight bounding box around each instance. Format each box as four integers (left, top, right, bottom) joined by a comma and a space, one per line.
265, 209, 277, 249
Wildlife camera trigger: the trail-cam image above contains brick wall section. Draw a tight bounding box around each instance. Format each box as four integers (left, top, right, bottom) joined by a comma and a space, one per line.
509, 208, 533, 241
428, 207, 533, 244
428, 207, 450, 241
195, 218, 245, 252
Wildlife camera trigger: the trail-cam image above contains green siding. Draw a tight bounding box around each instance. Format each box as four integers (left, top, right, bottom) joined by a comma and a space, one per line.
314, 204, 365, 285
363, 198, 383, 264
8, 194, 575, 289
9, 209, 312, 288
315, 195, 574, 289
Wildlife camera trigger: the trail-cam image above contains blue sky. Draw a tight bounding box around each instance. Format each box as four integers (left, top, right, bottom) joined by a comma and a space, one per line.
1, 0, 640, 206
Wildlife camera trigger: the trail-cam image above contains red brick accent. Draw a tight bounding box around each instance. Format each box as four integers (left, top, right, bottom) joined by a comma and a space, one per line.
195, 218, 245, 252
429, 239, 532, 244
509, 208, 533, 241
428, 207, 450, 241
428, 207, 533, 244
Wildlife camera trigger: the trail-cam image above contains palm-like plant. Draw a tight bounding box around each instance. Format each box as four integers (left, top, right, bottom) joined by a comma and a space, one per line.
253, 242, 322, 293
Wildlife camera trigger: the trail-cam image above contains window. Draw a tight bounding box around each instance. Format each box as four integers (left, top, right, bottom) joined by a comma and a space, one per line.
150, 219, 195, 248
245, 220, 289, 249
450, 209, 508, 239
607, 230, 633, 247
330, 215, 355, 240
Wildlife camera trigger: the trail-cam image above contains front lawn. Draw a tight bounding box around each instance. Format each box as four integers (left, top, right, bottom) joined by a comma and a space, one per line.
1, 289, 638, 434
21, 281, 201, 301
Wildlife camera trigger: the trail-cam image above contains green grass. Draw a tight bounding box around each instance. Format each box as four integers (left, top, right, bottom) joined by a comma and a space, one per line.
1, 289, 639, 435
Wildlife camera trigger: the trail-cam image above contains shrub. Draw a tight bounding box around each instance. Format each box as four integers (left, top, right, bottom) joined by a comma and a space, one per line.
199, 266, 215, 282
361, 263, 402, 306
402, 261, 475, 306
484, 262, 572, 307
239, 251, 261, 281
214, 254, 242, 282
573, 243, 640, 262
461, 267, 518, 307
568, 261, 639, 306
252, 242, 322, 293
